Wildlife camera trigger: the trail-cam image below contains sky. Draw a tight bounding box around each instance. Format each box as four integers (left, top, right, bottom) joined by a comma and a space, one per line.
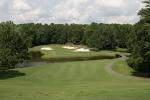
0, 0, 143, 24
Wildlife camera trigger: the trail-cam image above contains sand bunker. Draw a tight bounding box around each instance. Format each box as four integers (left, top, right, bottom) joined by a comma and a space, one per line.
40, 47, 53, 51
62, 46, 77, 49
74, 48, 90, 52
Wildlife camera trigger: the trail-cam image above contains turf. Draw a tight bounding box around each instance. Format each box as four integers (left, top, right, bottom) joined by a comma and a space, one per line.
30, 44, 117, 59
0, 59, 150, 100
112, 60, 135, 76
0, 45, 150, 100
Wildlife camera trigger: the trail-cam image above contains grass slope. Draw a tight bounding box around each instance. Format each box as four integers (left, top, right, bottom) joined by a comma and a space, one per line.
0, 59, 150, 100
30, 45, 117, 60
112, 60, 135, 76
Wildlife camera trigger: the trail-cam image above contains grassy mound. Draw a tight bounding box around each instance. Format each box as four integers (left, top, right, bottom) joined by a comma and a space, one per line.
30, 44, 118, 62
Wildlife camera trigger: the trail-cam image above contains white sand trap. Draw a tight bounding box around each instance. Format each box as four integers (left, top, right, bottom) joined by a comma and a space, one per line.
40, 47, 53, 51
74, 48, 90, 52
62, 46, 77, 49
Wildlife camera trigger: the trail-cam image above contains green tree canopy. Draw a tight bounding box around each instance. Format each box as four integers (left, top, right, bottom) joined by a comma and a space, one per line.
138, 0, 150, 24
0, 21, 30, 69
127, 25, 150, 72
127, 0, 150, 73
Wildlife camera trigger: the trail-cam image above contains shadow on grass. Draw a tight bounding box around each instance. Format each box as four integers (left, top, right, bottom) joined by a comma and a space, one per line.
0, 70, 25, 80
132, 71, 150, 78
30, 51, 117, 63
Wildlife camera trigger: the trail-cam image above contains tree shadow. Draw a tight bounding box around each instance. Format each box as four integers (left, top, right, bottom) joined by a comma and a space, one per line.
0, 70, 25, 80
132, 71, 150, 78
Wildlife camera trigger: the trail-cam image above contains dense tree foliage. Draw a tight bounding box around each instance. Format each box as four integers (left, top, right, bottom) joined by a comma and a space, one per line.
83, 23, 133, 50
18, 23, 132, 50
127, 0, 150, 73
138, 0, 150, 24
0, 21, 133, 69
127, 25, 150, 72
0, 22, 30, 69
19, 23, 85, 46
113, 24, 133, 48
83, 23, 116, 50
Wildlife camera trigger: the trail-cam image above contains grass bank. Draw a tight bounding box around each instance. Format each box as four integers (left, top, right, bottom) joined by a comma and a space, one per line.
30, 44, 119, 62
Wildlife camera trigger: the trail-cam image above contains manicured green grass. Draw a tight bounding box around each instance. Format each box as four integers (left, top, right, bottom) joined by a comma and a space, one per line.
0, 45, 150, 100
0, 59, 150, 100
30, 44, 117, 60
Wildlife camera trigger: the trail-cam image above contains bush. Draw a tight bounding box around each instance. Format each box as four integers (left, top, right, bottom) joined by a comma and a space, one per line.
0, 21, 30, 69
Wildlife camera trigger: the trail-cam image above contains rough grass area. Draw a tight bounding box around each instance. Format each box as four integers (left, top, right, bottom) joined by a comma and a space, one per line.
30, 45, 118, 61
112, 60, 135, 76
112, 60, 150, 78
0, 60, 150, 100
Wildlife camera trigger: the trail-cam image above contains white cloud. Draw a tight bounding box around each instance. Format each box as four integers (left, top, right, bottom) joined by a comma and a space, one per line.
0, 0, 5, 7
0, 0, 143, 24
13, 8, 41, 23
95, 0, 124, 8
13, 0, 30, 10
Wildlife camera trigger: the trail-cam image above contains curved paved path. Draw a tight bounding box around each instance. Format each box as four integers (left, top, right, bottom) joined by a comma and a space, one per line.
105, 54, 127, 77
105, 54, 150, 80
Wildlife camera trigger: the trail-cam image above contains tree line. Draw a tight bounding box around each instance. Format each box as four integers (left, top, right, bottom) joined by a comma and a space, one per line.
127, 0, 150, 73
0, 0, 149, 73
0, 22, 133, 68
19, 23, 133, 49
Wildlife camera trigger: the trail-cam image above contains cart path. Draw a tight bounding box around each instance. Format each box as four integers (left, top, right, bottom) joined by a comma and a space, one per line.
105, 55, 126, 77
105, 54, 150, 80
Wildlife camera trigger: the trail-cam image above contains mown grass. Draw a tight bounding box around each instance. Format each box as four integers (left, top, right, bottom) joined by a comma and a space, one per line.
30, 44, 117, 60
0, 59, 150, 100
0, 45, 150, 100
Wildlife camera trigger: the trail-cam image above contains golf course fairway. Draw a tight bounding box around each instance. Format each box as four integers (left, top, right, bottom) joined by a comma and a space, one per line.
0, 45, 150, 100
